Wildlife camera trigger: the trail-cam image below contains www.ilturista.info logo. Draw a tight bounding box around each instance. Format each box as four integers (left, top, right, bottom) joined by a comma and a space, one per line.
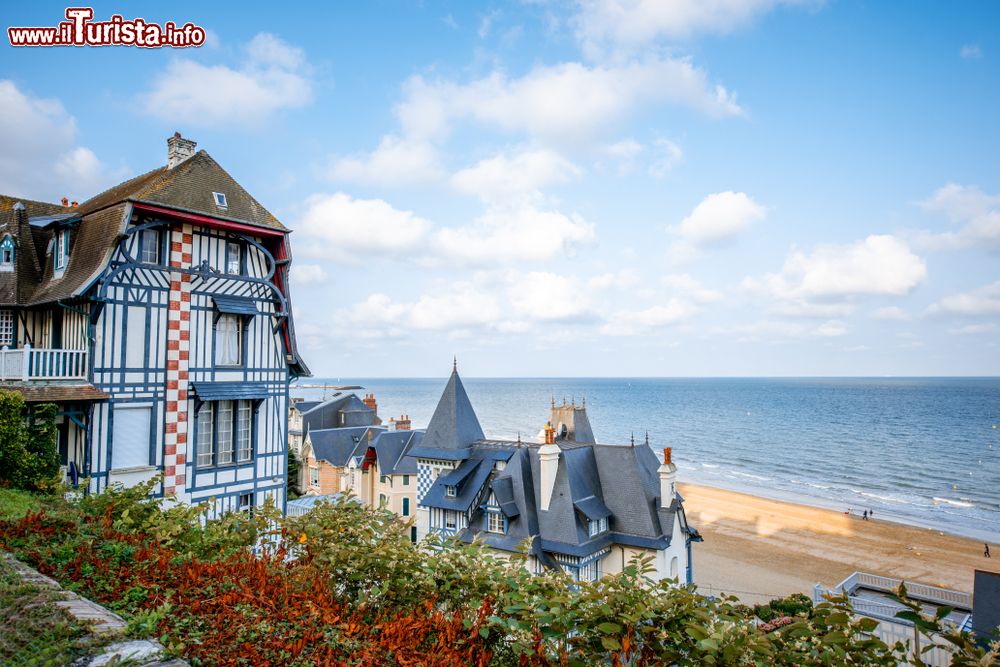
8, 7, 206, 48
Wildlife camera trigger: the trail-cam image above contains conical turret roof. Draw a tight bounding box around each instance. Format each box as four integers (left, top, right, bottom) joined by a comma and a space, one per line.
422, 365, 484, 451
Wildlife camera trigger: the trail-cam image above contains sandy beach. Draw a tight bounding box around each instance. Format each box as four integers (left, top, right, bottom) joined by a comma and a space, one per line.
680, 483, 994, 604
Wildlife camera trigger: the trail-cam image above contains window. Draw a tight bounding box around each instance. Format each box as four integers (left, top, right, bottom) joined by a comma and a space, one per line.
495, 460, 506, 471
446, 485, 456, 497
379, 493, 387, 508
402, 497, 410, 516
309, 466, 320, 487
380, 474, 387, 484
0, 310, 13, 347
486, 512, 505, 534
197, 403, 214, 467
215, 314, 242, 366
140, 229, 160, 264
238, 492, 253, 515
196, 400, 254, 468
578, 560, 599, 583
444, 511, 456, 530
410, 526, 417, 543
588, 516, 608, 537
213, 192, 228, 208
225, 241, 241, 275
217, 401, 234, 464
55, 229, 70, 270
0, 235, 13, 271
237, 401, 252, 462
402, 474, 410, 486
111, 405, 151, 470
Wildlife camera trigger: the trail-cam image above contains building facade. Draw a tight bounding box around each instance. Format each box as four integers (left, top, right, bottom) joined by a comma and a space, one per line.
413, 365, 701, 584
0, 134, 309, 516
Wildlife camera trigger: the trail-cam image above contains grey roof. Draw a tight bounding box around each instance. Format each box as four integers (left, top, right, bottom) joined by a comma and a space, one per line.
302, 394, 376, 433
308, 426, 383, 467
373, 430, 422, 475
551, 402, 596, 444
416, 368, 484, 453
191, 381, 270, 401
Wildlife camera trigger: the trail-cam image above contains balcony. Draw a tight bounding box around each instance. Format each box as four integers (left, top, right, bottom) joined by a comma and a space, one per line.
0, 345, 88, 381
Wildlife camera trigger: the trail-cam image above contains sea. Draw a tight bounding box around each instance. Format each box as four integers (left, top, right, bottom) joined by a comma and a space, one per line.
292, 377, 1000, 542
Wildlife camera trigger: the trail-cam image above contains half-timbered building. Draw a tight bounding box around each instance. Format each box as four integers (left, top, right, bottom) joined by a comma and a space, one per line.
0, 133, 309, 516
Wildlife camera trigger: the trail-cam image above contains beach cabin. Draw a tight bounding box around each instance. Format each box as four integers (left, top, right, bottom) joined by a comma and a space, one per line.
0, 133, 309, 516
413, 364, 701, 583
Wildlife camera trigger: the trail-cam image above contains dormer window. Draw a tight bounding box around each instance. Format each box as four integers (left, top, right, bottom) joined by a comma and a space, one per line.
494, 460, 506, 471
0, 236, 13, 271
55, 229, 70, 271
486, 511, 506, 534
213, 192, 228, 209
588, 516, 609, 537
225, 240, 241, 275
140, 229, 161, 264
446, 485, 456, 497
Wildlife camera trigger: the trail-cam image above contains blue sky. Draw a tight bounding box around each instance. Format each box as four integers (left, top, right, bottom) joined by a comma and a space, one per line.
2, 1, 998, 377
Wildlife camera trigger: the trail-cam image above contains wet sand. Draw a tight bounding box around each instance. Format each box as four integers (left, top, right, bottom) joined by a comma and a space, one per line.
680, 483, 994, 604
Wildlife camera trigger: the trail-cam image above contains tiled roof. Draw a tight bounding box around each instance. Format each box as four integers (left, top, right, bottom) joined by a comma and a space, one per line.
418, 368, 484, 451
0, 382, 109, 403
309, 426, 383, 467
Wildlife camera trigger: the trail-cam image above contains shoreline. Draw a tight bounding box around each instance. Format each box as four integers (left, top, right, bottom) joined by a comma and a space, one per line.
679, 482, 995, 603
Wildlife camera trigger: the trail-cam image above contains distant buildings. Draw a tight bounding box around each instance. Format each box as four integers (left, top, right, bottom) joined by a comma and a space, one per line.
0, 133, 309, 516
412, 364, 701, 584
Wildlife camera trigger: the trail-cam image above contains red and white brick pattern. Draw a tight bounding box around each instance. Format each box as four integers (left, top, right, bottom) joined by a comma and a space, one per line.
163, 224, 193, 497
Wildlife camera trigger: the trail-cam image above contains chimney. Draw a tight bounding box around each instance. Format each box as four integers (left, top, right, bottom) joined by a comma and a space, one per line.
658, 447, 677, 509
61, 197, 69, 207
543, 420, 555, 445
363, 393, 378, 416
538, 441, 561, 511
167, 132, 197, 168
396, 414, 411, 431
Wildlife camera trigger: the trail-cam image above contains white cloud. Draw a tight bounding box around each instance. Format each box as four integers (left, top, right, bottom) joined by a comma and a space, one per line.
660, 273, 723, 303
770, 301, 854, 318
410, 284, 503, 330
589, 269, 641, 290
451, 148, 581, 202
397, 57, 742, 145
0, 81, 125, 201
871, 306, 911, 321
717, 318, 847, 341
960, 44, 982, 59
815, 319, 848, 337
507, 271, 595, 323
297, 193, 432, 261
648, 138, 684, 177
291, 264, 329, 286
435, 205, 595, 264
745, 235, 926, 300
574, 0, 818, 56
927, 281, 1000, 317
918, 183, 1000, 252
948, 323, 997, 335
143, 33, 312, 127
668, 191, 765, 261
601, 299, 699, 336
327, 135, 443, 186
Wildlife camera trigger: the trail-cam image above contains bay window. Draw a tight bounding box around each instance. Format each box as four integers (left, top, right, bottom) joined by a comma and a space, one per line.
196, 399, 255, 468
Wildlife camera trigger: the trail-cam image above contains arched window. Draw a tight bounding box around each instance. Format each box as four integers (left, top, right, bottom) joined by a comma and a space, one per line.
0, 235, 14, 271
670, 556, 679, 580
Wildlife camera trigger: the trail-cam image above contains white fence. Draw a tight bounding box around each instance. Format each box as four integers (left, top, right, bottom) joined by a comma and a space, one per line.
0, 345, 88, 381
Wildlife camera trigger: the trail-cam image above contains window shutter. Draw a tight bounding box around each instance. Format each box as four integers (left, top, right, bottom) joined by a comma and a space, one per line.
111, 405, 152, 469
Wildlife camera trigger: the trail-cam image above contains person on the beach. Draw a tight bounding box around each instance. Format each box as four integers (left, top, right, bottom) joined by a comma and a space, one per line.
862, 510, 868, 521
987, 543, 992, 558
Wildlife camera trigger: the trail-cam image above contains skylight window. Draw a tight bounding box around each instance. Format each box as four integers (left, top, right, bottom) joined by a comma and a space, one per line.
0, 235, 13, 272
213, 192, 228, 208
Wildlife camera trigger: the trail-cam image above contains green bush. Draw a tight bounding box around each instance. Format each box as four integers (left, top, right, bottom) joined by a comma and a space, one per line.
0, 391, 59, 491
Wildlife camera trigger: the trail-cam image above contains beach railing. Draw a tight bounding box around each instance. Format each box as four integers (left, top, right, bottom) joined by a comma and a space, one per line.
0, 345, 89, 381
853, 572, 972, 609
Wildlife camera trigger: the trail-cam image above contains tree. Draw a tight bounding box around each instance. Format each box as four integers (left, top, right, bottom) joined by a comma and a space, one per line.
287, 448, 301, 498
0, 390, 59, 490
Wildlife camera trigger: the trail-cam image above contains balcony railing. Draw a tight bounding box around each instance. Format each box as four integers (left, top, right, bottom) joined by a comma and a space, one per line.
0, 345, 88, 381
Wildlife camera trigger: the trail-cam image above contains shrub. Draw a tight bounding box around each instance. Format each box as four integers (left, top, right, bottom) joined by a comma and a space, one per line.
0, 390, 59, 491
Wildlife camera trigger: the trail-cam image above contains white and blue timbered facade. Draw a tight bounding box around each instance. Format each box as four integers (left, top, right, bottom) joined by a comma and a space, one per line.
0, 134, 309, 517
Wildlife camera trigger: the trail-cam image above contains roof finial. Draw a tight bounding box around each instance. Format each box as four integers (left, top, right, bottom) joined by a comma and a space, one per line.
551, 395, 555, 409
517, 431, 522, 445
630, 432, 635, 447
453, 355, 457, 372
582, 396, 586, 409
644, 431, 649, 446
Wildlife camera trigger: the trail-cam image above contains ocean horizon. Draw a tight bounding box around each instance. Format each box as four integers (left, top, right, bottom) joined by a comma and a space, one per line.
292, 376, 1000, 543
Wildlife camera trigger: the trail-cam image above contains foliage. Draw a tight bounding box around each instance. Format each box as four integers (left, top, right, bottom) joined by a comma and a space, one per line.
754, 591, 813, 621
0, 556, 109, 666
287, 449, 301, 498
0, 485, 997, 666
0, 391, 60, 491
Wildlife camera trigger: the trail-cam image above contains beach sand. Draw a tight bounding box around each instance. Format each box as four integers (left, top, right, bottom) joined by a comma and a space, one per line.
679, 483, 992, 604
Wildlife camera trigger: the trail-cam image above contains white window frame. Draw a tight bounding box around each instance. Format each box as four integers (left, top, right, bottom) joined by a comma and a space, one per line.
487, 512, 504, 534
238, 492, 253, 514
237, 401, 252, 462
0, 310, 14, 347
217, 400, 234, 465
225, 241, 241, 275
309, 465, 320, 487
215, 314, 242, 366
0, 235, 14, 271
213, 192, 228, 208
55, 229, 70, 270
196, 403, 214, 467
446, 485, 456, 497
140, 229, 160, 264
444, 511, 457, 530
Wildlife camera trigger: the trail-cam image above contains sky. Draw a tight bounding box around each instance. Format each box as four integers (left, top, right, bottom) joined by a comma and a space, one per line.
2, 1, 999, 378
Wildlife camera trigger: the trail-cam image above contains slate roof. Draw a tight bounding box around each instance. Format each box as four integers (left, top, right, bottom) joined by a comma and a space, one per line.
308, 426, 383, 467
301, 394, 377, 433
973, 569, 1000, 646
418, 368, 698, 565
373, 430, 422, 475
410, 367, 484, 458
0, 382, 109, 403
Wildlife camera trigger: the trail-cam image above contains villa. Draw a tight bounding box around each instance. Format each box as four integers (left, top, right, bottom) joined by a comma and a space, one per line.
413, 364, 701, 584
0, 133, 309, 516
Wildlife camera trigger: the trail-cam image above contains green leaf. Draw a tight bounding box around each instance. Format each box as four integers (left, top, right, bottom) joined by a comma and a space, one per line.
600, 636, 621, 651
597, 622, 622, 635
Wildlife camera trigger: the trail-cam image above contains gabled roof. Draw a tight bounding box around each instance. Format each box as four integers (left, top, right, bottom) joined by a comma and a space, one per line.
414, 367, 484, 455
72, 151, 287, 232
373, 430, 422, 475
308, 426, 383, 467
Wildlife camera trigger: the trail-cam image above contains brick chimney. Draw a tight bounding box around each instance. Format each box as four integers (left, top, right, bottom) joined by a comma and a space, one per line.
61, 197, 69, 207
543, 421, 555, 445
538, 438, 561, 511
167, 132, 197, 168
362, 393, 378, 416
658, 447, 677, 509
396, 414, 411, 431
